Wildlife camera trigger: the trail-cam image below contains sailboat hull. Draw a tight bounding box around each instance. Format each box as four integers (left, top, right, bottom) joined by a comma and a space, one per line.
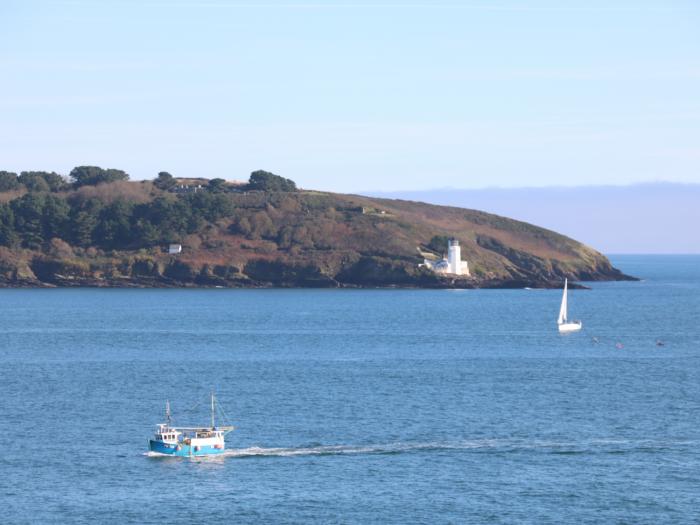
558, 322, 582, 333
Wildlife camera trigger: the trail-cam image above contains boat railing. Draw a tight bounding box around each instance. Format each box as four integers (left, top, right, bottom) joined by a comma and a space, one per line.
169, 426, 234, 434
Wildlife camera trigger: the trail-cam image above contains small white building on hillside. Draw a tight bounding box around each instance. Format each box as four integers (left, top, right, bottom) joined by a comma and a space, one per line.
422, 238, 470, 276
168, 244, 182, 254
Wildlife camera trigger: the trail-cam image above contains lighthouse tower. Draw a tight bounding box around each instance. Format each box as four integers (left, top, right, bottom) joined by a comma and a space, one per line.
420, 237, 470, 276
447, 239, 462, 275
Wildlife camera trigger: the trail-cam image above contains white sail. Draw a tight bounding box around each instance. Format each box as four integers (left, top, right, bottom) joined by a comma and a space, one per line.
557, 278, 568, 325
557, 278, 582, 332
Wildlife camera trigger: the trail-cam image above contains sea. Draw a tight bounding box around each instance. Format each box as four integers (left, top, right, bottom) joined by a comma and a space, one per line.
1, 255, 699, 524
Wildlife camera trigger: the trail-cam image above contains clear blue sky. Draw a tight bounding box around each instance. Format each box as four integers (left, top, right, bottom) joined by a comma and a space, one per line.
2, 0, 699, 192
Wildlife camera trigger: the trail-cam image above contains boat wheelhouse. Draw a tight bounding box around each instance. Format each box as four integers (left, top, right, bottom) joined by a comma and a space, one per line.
148, 394, 234, 457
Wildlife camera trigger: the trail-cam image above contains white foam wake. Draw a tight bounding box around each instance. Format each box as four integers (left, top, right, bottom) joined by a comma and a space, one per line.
222, 442, 469, 458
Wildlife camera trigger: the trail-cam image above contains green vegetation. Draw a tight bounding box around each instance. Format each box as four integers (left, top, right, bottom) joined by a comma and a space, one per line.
0, 171, 20, 192
0, 165, 627, 287
70, 166, 129, 187
153, 171, 176, 191
0, 176, 238, 250
248, 170, 297, 192
427, 235, 449, 254
0, 170, 67, 192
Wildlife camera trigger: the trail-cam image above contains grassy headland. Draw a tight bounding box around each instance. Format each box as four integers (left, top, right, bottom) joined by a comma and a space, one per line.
0, 167, 633, 288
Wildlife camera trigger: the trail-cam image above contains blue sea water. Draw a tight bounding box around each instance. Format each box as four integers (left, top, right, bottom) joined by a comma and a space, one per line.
1, 255, 699, 524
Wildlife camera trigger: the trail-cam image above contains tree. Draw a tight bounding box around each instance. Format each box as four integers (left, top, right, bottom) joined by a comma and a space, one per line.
69, 166, 129, 187
18, 172, 50, 192
10, 193, 46, 248
41, 195, 71, 240
186, 192, 234, 223
154, 171, 176, 191
208, 178, 227, 193
19, 171, 67, 192
247, 170, 297, 192
132, 196, 192, 244
42, 172, 68, 192
0, 203, 17, 246
133, 218, 160, 246
94, 200, 134, 248
70, 198, 103, 246
427, 235, 449, 254
0, 171, 20, 192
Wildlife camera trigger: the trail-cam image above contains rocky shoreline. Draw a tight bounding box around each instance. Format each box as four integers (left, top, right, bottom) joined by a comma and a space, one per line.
0, 265, 636, 290
0, 243, 637, 290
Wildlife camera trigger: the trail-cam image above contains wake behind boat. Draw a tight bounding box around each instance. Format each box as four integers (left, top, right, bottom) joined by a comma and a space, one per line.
148, 392, 234, 457
557, 278, 582, 333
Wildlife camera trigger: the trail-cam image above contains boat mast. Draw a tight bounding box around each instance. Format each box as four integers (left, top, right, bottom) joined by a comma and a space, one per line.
211, 391, 215, 429
166, 400, 171, 426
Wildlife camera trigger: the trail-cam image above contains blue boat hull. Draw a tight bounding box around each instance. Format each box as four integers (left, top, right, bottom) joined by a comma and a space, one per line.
148, 440, 225, 457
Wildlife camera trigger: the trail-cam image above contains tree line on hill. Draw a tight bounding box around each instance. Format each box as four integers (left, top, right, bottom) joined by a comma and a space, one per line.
0, 166, 298, 251
0, 167, 296, 193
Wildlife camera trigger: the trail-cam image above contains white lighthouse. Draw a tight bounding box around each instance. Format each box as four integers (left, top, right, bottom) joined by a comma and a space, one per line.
421, 238, 470, 276
447, 239, 460, 274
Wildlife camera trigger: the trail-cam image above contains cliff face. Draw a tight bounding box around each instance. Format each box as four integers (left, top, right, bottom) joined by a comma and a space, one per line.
0, 185, 633, 288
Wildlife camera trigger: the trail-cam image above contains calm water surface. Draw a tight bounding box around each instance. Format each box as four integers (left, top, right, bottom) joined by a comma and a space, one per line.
1, 255, 699, 523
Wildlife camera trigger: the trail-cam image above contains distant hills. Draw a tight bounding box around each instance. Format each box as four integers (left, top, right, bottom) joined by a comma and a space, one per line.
369, 183, 700, 254
0, 167, 632, 288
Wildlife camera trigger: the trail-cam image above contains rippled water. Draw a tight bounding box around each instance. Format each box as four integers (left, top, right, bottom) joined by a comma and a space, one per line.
1, 255, 699, 523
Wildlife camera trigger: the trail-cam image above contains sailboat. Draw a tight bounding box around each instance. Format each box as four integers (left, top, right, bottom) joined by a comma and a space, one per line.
557, 278, 582, 333
148, 392, 234, 457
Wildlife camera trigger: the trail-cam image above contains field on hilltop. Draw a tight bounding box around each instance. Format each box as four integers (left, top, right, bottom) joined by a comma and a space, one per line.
0, 167, 630, 288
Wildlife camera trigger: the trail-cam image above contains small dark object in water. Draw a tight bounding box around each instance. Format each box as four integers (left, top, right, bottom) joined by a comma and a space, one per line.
656, 340, 665, 347
592, 337, 599, 344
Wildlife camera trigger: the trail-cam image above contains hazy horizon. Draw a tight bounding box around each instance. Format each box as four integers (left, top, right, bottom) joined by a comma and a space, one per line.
363, 180, 699, 193
369, 181, 700, 255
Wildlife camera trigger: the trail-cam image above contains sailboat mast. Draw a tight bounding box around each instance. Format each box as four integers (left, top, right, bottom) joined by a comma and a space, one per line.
211, 391, 215, 429
563, 278, 568, 323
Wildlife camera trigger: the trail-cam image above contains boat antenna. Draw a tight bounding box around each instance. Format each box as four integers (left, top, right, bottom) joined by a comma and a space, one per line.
211, 391, 215, 429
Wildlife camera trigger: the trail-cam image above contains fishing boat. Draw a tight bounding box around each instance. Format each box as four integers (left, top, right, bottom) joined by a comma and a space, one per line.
148, 392, 234, 457
557, 278, 582, 333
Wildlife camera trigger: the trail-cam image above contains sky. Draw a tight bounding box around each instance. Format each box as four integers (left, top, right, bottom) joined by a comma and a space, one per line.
1, 0, 699, 192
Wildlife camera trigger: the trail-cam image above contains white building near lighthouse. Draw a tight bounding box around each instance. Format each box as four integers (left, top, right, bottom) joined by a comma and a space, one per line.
422, 238, 470, 276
